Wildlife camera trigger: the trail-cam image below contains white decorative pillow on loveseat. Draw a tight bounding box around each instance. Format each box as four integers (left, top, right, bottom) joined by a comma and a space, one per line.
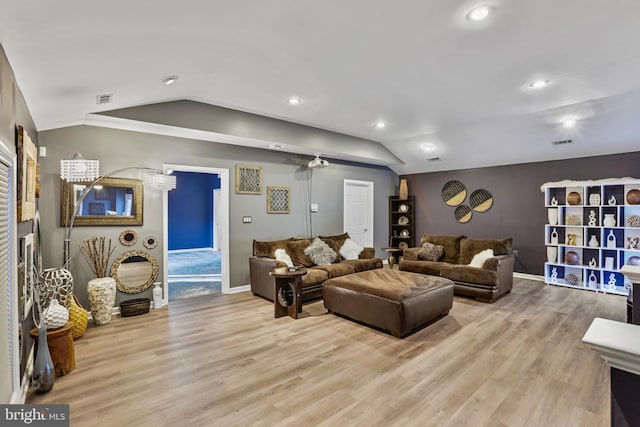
304, 238, 337, 266
274, 248, 294, 267
339, 238, 364, 260
469, 249, 494, 268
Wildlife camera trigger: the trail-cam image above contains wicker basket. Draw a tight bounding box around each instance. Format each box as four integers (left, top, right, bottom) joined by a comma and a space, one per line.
120, 298, 150, 317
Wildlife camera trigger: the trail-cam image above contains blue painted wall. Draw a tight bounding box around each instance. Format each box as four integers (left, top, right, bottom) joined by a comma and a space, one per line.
168, 171, 221, 250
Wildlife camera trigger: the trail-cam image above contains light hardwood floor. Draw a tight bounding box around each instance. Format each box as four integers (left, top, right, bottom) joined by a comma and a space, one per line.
27, 278, 624, 426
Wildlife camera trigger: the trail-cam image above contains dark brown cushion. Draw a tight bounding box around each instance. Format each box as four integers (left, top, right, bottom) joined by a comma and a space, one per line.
285, 239, 314, 267
399, 259, 450, 276
319, 232, 350, 249
311, 263, 355, 278
440, 265, 498, 287
458, 238, 513, 265
419, 234, 465, 264
359, 247, 375, 259
301, 268, 329, 286
253, 238, 295, 258
341, 258, 383, 272
417, 242, 444, 261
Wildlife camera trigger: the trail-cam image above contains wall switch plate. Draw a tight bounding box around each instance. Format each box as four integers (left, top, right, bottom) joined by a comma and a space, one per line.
513, 249, 519, 257
242, 216, 252, 223
310, 203, 319, 212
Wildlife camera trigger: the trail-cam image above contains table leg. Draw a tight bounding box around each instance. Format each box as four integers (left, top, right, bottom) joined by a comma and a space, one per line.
388, 254, 395, 269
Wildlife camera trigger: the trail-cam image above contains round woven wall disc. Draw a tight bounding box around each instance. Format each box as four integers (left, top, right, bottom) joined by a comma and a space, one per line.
469, 189, 493, 212
455, 205, 473, 223
442, 180, 467, 206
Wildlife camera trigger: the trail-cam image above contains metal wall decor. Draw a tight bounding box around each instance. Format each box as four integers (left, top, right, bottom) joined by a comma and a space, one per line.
442, 180, 467, 206
120, 229, 138, 246
469, 189, 493, 212
235, 165, 263, 194
267, 186, 290, 213
455, 205, 473, 223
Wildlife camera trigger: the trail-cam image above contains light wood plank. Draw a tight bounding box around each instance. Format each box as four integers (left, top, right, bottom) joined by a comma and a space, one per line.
27, 279, 623, 426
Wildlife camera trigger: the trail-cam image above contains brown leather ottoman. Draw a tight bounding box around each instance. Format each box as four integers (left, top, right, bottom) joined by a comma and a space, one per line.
323, 269, 454, 338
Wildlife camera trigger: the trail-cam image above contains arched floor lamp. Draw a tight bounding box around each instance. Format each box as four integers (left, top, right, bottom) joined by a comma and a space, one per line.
60, 153, 176, 267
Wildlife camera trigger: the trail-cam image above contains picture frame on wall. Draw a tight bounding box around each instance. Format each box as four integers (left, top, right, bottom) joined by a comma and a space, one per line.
16, 126, 37, 221
235, 165, 262, 194
267, 186, 290, 213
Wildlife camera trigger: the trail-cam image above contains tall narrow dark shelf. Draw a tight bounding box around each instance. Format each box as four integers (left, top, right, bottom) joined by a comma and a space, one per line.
389, 196, 415, 248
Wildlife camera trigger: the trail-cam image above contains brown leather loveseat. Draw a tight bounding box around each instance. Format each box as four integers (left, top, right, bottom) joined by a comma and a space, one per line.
249, 233, 382, 302
399, 234, 514, 303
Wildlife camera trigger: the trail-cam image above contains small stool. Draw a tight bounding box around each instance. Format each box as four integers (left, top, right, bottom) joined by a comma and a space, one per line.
30, 322, 76, 376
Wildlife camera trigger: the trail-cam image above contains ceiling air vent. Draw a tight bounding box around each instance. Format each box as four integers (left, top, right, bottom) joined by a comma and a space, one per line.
552, 139, 573, 146
96, 94, 113, 105
426, 156, 441, 162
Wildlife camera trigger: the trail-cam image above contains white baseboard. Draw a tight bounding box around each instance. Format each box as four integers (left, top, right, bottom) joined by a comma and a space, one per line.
514, 272, 545, 282
228, 285, 250, 294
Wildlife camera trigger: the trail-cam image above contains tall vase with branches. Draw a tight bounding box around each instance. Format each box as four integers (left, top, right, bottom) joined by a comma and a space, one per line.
82, 237, 117, 325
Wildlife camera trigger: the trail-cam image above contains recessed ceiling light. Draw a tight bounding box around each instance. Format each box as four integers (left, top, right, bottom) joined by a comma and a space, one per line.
562, 118, 577, 129
529, 79, 550, 89
163, 76, 178, 85
270, 143, 285, 149
288, 97, 302, 105
467, 5, 490, 21
375, 121, 386, 129
420, 143, 437, 153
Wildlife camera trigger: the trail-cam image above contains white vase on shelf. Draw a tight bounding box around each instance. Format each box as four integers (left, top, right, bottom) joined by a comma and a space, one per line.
547, 208, 558, 226
588, 271, 598, 289
606, 230, 617, 249
550, 228, 559, 245
588, 235, 599, 248
603, 214, 616, 227
589, 193, 601, 206
546, 246, 558, 263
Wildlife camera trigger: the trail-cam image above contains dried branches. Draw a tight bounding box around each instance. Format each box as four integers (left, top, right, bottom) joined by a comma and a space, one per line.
81, 237, 115, 278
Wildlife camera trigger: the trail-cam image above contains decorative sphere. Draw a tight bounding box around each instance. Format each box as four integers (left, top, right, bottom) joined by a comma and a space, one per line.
564, 251, 580, 265
626, 189, 640, 205
567, 192, 582, 205
628, 256, 640, 266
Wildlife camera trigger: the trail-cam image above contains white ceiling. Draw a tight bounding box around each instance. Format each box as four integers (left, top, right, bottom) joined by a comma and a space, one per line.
2, 0, 640, 174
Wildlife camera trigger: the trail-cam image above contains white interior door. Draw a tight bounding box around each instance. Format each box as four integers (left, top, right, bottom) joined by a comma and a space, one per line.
343, 179, 374, 247
213, 189, 221, 251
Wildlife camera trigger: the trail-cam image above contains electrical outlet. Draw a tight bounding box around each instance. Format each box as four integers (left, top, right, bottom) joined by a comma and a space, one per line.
242, 216, 252, 224
513, 249, 519, 257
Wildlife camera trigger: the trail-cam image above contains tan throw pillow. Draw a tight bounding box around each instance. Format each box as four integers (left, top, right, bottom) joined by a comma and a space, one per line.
304, 238, 337, 266
417, 242, 444, 261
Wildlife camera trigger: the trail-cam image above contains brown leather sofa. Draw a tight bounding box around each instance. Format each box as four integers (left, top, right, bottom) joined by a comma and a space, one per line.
399, 234, 514, 303
249, 233, 383, 302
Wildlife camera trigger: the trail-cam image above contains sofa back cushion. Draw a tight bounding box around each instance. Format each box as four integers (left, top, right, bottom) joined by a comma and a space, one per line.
419, 234, 465, 264
458, 237, 513, 265
286, 239, 314, 267
253, 238, 295, 258
319, 232, 350, 250
319, 238, 343, 262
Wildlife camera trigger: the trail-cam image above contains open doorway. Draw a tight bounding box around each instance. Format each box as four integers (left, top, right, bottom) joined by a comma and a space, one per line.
163, 165, 230, 304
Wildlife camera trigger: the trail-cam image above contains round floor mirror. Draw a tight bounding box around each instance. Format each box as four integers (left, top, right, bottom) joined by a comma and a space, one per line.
111, 250, 158, 294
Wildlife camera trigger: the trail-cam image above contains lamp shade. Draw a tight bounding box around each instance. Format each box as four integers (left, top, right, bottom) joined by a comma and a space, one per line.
60, 153, 100, 182
144, 172, 176, 191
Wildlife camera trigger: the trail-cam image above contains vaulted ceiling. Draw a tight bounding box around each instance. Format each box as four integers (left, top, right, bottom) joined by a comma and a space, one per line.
2, 1, 640, 174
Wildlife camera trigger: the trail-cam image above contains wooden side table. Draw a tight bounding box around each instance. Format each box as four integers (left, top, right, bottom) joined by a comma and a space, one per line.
270, 267, 307, 319
30, 322, 75, 377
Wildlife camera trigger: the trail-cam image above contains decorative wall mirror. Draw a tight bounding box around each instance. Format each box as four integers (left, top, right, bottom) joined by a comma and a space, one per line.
111, 250, 158, 294
60, 177, 143, 226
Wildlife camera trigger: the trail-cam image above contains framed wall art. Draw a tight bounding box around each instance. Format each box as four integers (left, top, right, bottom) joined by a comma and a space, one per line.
267, 186, 290, 214
235, 165, 262, 194
16, 126, 37, 221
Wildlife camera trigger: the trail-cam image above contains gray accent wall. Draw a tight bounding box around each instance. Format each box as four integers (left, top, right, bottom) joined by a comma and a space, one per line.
38, 125, 397, 307
404, 151, 640, 275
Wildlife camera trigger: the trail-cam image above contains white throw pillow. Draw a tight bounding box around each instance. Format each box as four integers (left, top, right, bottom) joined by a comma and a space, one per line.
274, 248, 294, 268
469, 249, 494, 268
340, 238, 364, 260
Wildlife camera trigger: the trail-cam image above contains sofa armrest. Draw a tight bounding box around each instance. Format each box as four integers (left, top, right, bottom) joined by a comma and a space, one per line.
402, 248, 421, 261
249, 256, 287, 301
360, 247, 375, 259
483, 255, 515, 296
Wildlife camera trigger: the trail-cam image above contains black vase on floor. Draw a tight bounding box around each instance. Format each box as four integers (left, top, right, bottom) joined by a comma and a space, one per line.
32, 325, 55, 394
